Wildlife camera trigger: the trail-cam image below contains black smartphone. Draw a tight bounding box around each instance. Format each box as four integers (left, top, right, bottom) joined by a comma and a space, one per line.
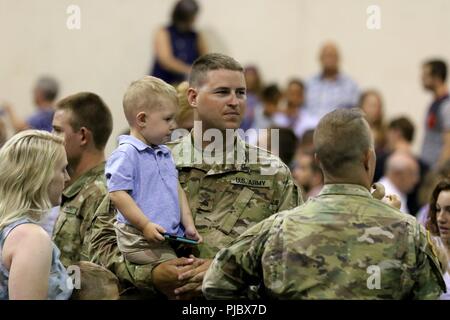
163, 233, 199, 245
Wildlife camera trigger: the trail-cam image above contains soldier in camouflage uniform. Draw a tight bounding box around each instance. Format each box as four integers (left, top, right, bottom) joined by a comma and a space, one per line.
151, 53, 302, 299
50, 92, 160, 296
51, 92, 113, 268
203, 108, 446, 299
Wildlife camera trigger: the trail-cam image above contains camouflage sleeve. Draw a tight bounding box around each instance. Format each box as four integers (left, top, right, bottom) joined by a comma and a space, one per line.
273, 163, 303, 212
202, 215, 278, 299
411, 224, 446, 299
85, 194, 158, 296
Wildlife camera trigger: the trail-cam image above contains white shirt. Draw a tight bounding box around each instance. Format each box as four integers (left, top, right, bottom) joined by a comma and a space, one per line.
378, 176, 409, 214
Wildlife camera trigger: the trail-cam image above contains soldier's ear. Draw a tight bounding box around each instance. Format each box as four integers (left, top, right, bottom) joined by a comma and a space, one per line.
79, 127, 91, 147
187, 87, 198, 108
363, 149, 375, 172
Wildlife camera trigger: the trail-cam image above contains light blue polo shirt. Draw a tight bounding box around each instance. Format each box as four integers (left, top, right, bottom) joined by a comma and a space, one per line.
105, 135, 183, 236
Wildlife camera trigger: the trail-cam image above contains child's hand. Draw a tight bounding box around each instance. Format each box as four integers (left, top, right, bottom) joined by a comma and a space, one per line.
143, 222, 166, 242
185, 227, 203, 244
382, 194, 402, 210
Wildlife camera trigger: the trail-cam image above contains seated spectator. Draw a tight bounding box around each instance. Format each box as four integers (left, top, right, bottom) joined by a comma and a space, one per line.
3, 76, 59, 132
256, 127, 297, 167
292, 151, 324, 201
252, 84, 280, 130
297, 128, 315, 154
0, 130, 72, 300
304, 42, 360, 119
358, 89, 387, 153
417, 160, 450, 226
240, 65, 263, 131
425, 180, 450, 300
374, 117, 429, 214
378, 152, 420, 214
273, 79, 319, 139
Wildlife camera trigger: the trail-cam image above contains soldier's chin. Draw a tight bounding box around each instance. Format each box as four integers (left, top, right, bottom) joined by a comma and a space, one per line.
223, 120, 241, 130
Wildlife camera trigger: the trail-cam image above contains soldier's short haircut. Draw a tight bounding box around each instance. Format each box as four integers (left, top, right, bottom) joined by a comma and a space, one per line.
314, 108, 372, 174
189, 53, 244, 87
123, 76, 177, 126
57, 92, 113, 150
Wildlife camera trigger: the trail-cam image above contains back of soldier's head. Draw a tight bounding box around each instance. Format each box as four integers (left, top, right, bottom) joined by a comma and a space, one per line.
56, 92, 113, 150
314, 108, 373, 175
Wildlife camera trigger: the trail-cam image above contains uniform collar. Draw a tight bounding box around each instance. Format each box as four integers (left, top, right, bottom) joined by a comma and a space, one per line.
117, 135, 170, 155
169, 131, 251, 174
63, 162, 105, 198
318, 184, 373, 198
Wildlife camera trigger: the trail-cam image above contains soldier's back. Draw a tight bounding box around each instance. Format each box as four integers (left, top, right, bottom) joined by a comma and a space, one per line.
261, 184, 445, 299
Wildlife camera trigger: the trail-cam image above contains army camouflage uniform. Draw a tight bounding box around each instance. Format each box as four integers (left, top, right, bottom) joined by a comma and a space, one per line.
203, 184, 446, 299
168, 132, 302, 259
53, 163, 109, 267
52, 162, 157, 295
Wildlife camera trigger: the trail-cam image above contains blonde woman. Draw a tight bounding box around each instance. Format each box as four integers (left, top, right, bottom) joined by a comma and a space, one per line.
0, 130, 72, 300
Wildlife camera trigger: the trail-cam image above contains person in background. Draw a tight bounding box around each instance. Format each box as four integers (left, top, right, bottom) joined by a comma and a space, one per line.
304, 42, 360, 119
252, 84, 280, 130
292, 150, 324, 201
358, 89, 387, 153
256, 126, 297, 167
151, 0, 207, 85
2, 76, 59, 132
426, 180, 450, 300
374, 117, 429, 214
0, 130, 72, 300
420, 59, 450, 169
417, 160, 450, 227
378, 151, 420, 214
273, 79, 319, 140
240, 65, 263, 131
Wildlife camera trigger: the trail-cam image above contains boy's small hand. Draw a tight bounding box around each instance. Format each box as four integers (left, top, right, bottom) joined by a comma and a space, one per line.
143, 222, 166, 242
185, 227, 203, 244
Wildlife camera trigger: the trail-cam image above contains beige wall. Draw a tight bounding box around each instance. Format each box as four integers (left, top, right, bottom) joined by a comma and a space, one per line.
1, 0, 449, 154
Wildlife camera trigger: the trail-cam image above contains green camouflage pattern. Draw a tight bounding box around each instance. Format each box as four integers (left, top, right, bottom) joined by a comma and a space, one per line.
86, 194, 158, 295
203, 184, 446, 299
52, 162, 157, 295
52, 163, 109, 267
168, 132, 302, 259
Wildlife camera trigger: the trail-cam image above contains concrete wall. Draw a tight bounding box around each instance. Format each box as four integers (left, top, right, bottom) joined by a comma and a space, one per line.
1, 0, 449, 154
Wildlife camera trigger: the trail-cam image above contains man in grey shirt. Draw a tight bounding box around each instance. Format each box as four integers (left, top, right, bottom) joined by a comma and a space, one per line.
420, 59, 450, 169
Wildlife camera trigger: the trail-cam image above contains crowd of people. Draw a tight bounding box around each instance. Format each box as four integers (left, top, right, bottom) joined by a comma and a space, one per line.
1, 0, 450, 301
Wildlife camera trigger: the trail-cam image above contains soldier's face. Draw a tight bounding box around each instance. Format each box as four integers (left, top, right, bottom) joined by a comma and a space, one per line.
48, 151, 70, 206
188, 69, 246, 131
52, 109, 83, 171
436, 190, 450, 243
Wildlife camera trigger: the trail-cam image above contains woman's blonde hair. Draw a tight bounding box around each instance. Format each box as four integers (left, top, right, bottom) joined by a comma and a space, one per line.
0, 130, 65, 230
